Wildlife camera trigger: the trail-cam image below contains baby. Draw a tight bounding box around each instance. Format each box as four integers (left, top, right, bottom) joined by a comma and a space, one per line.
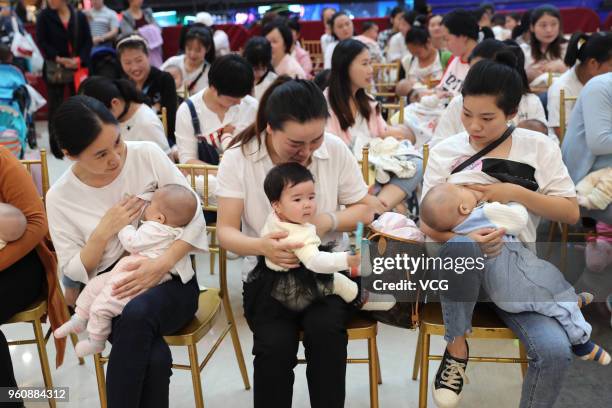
54, 184, 197, 357
576, 167, 612, 211
421, 183, 610, 365
0, 203, 26, 249
517, 119, 548, 136
257, 162, 395, 312
163, 64, 184, 91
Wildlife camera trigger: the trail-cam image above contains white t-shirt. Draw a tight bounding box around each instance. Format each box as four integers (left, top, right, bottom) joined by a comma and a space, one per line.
175, 88, 258, 163
320, 33, 335, 56
47, 141, 208, 284
386, 31, 409, 62
546, 66, 583, 129
216, 132, 368, 280
214, 30, 230, 57
324, 40, 338, 69
432, 93, 548, 147
253, 70, 278, 101
161, 55, 210, 95
402, 51, 444, 84
422, 128, 576, 243
119, 104, 171, 154
437, 56, 469, 96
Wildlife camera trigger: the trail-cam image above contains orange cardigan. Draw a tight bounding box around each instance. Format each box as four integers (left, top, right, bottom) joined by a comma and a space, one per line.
0, 147, 68, 367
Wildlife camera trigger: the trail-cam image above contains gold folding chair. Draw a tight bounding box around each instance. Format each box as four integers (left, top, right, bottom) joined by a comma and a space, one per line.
412, 304, 528, 408
157, 106, 168, 137
371, 61, 401, 99
382, 97, 405, 125
7, 149, 83, 408
93, 163, 250, 408
299, 147, 382, 408
413, 143, 529, 407
179, 163, 219, 275
302, 40, 324, 74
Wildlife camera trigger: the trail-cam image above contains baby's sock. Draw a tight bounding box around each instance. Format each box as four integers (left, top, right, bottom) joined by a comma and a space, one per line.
75, 339, 106, 358
333, 275, 396, 311
577, 292, 594, 309
572, 340, 611, 365
333, 275, 359, 303
54, 315, 87, 339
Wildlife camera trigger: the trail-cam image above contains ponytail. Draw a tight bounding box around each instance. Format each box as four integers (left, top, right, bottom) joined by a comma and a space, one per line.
228, 77, 329, 152
78, 76, 147, 109
565, 31, 612, 67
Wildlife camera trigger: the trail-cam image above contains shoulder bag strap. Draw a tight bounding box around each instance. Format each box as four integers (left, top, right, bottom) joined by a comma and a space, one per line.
185, 98, 202, 137
451, 125, 515, 175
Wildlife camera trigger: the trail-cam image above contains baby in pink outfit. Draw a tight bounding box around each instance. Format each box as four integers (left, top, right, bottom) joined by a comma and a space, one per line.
54, 184, 197, 357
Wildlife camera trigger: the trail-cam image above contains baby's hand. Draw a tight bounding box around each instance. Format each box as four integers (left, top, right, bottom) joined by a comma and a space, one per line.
222, 124, 236, 135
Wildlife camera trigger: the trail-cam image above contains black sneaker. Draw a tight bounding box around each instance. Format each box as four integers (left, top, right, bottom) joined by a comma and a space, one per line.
432, 345, 469, 408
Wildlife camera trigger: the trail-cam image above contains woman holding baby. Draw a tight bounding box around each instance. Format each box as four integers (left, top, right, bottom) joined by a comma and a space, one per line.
420, 51, 582, 408
46, 95, 207, 408
0, 146, 67, 406
216, 77, 385, 408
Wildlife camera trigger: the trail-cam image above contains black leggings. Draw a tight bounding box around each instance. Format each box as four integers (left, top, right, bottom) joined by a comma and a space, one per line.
0, 250, 45, 404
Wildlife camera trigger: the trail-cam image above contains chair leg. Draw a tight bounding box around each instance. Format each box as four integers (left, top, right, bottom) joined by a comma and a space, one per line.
94, 353, 107, 408
228, 317, 251, 390
33, 319, 56, 408
560, 223, 569, 272
545, 221, 557, 259
519, 342, 528, 379
367, 338, 379, 408
209, 230, 216, 275
188, 344, 205, 408
412, 328, 423, 380
418, 333, 431, 408
374, 337, 382, 385
70, 333, 85, 365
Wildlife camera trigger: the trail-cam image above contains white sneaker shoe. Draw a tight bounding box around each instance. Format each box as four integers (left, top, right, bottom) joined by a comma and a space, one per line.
432, 347, 469, 408
375, 167, 391, 184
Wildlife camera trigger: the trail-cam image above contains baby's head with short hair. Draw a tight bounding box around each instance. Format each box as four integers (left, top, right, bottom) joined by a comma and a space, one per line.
144, 184, 197, 227
264, 162, 317, 225
420, 183, 480, 232
0, 203, 27, 243
518, 119, 548, 136
163, 64, 183, 90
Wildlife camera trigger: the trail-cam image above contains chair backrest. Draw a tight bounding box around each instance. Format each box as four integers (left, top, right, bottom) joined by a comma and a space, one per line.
20, 148, 49, 205
558, 88, 578, 144
371, 61, 400, 99
423, 143, 429, 171
177, 162, 218, 212
381, 97, 405, 125
303, 40, 324, 75
158, 106, 168, 137
360, 146, 369, 184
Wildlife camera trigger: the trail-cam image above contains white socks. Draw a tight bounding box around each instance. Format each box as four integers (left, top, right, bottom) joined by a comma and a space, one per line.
54, 315, 87, 338
75, 339, 105, 357
332, 273, 396, 311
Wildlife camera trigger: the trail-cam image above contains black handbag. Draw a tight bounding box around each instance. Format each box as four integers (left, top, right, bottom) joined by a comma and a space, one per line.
185, 98, 220, 165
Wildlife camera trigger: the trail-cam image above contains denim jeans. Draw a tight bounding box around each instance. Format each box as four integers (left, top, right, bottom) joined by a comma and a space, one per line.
437, 236, 573, 408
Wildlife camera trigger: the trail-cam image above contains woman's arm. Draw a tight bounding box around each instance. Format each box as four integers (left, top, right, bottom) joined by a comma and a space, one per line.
470, 183, 580, 224
583, 82, 612, 156
35, 12, 57, 60
77, 11, 93, 67
420, 219, 455, 243
174, 102, 200, 163
159, 71, 178, 144
0, 150, 47, 271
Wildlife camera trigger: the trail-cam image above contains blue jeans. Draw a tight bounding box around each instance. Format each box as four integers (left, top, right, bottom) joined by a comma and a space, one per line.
379, 156, 424, 196
106, 276, 199, 408
437, 236, 572, 408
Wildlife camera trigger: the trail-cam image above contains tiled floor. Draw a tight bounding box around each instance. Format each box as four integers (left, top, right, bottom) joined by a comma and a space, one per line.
4, 125, 611, 407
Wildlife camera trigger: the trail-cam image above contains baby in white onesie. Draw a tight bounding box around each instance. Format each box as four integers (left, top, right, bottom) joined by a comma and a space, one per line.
54, 184, 198, 357
257, 162, 396, 312
0, 203, 26, 250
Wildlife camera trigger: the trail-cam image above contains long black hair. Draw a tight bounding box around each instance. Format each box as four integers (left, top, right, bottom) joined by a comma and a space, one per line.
564, 31, 612, 68
50, 95, 119, 159
529, 5, 566, 62
243, 36, 274, 72
443, 9, 492, 41
184, 26, 216, 65
328, 39, 375, 131
229, 77, 329, 152
462, 51, 524, 115
78, 76, 147, 120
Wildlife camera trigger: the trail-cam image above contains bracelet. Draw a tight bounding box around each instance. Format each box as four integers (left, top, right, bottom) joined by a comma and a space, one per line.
326, 211, 338, 233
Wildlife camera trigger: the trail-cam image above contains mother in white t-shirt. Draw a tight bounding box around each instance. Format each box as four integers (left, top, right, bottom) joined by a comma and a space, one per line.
46, 96, 207, 407
79, 76, 171, 156
216, 77, 384, 407
421, 55, 579, 408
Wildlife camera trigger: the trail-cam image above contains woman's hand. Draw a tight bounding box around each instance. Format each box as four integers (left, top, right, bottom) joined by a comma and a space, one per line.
111, 257, 167, 299
543, 60, 567, 74
260, 231, 302, 269
466, 227, 506, 258
468, 183, 521, 204
93, 196, 144, 242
